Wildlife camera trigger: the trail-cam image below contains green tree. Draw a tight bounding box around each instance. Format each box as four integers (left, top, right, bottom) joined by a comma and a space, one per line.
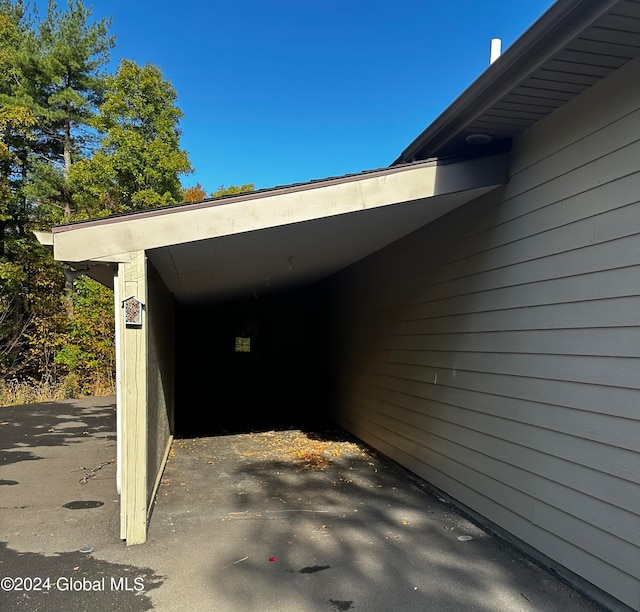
210, 183, 255, 198
0, 9, 36, 253
0, 0, 253, 399
0, 8, 41, 377
30, 0, 114, 222
54, 275, 114, 394
20, 242, 67, 381
72, 59, 192, 217
0, 0, 114, 389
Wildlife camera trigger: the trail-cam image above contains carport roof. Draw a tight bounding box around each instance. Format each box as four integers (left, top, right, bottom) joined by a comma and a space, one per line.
48, 155, 508, 303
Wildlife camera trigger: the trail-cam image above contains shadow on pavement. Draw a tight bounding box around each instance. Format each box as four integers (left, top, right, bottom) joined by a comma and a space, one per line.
0, 542, 163, 611
158, 428, 606, 612
0, 399, 116, 467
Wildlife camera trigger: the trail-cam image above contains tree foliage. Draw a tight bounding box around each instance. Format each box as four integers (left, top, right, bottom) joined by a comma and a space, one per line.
182, 182, 207, 203
210, 183, 255, 198
1, 0, 253, 399
0, 0, 116, 393
53, 275, 115, 393
71, 59, 192, 217
0, 0, 226, 399
30, 0, 114, 222
182, 182, 255, 203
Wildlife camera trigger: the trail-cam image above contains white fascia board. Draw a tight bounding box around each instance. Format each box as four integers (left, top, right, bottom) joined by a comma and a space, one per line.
33, 231, 54, 246
52, 155, 508, 263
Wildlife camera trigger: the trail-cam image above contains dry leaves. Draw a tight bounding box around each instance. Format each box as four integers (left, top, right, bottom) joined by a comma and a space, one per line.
242, 431, 364, 470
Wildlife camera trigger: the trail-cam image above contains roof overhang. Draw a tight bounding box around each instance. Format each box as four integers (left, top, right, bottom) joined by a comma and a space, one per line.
394, 0, 640, 163
49, 154, 508, 303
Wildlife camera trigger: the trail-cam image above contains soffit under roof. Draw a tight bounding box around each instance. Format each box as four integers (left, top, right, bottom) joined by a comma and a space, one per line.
395, 0, 640, 162
147, 184, 494, 304
52, 155, 508, 304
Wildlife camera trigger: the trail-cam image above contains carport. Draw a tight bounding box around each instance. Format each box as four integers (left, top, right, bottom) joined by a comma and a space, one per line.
32, 2, 640, 606
42, 154, 508, 544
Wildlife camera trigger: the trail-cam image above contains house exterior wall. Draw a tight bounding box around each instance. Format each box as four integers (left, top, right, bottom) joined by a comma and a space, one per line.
325, 55, 640, 609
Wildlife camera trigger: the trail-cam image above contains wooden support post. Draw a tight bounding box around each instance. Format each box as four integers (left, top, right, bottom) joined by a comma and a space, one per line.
118, 251, 148, 545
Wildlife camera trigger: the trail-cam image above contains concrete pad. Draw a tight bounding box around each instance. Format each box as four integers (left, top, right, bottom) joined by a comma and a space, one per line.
0, 398, 610, 611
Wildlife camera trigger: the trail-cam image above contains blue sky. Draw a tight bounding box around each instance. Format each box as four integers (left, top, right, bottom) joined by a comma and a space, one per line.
86, 0, 556, 193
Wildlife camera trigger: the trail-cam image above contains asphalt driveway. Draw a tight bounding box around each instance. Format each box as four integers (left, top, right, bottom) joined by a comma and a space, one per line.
0, 397, 611, 611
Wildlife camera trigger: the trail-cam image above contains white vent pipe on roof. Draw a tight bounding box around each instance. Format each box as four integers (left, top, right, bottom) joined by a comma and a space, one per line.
490, 38, 502, 64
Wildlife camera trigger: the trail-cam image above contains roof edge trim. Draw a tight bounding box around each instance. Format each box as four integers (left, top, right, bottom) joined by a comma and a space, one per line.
51, 154, 509, 263
393, 0, 621, 164
52, 156, 443, 234
33, 230, 54, 246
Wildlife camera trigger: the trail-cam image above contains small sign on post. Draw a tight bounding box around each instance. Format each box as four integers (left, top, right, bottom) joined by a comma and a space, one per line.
122, 296, 144, 327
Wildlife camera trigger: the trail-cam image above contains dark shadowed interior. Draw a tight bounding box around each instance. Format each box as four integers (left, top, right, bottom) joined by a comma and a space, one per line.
175, 286, 334, 436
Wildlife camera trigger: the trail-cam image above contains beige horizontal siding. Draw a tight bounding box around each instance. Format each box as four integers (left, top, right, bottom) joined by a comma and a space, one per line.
346, 393, 639, 546
361, 367, 639, 422
352, 381, 640, 500
351, 380, 638, 484
389, 266, 640, 318
376, 181, 640, 299
353, 371, 640, 450
327, 55, 640, 609
338, 407, 640, 608
388, 296, 640, 334
381, 326, 640, 357
372, 351, 639, 389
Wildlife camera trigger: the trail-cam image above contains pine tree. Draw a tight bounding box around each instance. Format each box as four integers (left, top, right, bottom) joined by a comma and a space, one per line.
30, 0, 114, 222
0, 0, 115, 385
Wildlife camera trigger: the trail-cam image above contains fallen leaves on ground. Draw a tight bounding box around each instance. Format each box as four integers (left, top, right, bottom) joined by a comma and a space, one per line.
241, 431, 366, 470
